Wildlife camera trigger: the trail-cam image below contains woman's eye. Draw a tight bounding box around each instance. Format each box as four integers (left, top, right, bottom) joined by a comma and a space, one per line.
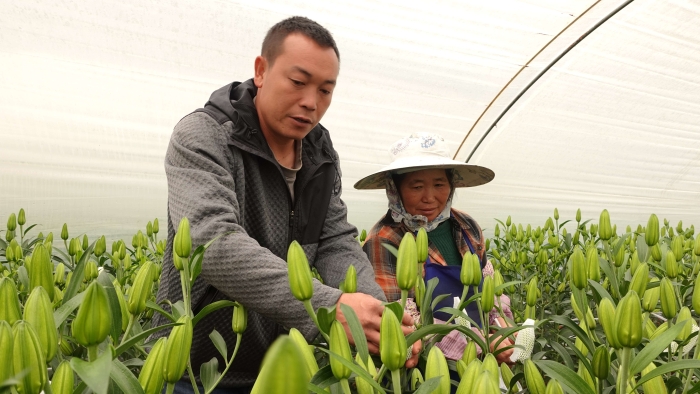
291, 79, 304, 86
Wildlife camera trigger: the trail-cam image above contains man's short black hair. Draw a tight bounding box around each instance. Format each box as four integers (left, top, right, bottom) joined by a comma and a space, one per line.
262, 16, 340, 65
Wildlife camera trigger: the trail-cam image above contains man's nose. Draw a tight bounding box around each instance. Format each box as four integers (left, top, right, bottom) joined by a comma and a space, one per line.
299, 88, 317, 111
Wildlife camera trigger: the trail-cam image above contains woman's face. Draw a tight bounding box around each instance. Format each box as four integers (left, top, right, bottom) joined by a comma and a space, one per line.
397, 168, 451, 222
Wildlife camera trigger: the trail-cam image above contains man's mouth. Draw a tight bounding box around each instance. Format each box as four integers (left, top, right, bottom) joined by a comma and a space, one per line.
291, 116, 312, 124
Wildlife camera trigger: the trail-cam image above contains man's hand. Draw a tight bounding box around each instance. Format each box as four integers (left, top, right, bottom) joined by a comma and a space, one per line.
335, 293, 421, 368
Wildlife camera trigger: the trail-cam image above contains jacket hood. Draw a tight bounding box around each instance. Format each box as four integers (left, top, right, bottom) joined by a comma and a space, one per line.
200, 79, 334, 163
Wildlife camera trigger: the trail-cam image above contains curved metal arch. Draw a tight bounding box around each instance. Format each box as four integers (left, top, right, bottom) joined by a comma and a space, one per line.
455, 0, 635, 163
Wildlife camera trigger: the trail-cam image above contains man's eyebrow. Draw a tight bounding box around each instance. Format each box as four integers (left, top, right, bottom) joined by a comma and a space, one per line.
292, 66, 336, 85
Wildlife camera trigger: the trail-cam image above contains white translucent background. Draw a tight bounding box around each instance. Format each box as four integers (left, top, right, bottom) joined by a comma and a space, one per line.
1, 0, 699, 240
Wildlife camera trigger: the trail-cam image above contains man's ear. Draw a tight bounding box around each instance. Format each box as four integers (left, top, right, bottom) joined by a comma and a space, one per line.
254, 56, 267, 88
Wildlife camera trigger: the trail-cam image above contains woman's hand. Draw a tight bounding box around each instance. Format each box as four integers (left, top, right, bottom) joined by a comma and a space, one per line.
490, 316, 515, 365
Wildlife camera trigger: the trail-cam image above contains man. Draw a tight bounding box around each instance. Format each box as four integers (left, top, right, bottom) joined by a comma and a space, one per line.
154, 17, 419, 392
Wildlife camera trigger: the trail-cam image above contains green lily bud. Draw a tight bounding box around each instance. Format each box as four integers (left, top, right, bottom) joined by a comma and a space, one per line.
286, 241, 313, 302
94, 235, 106, 257
668, 227, 674, 237
643, 277, 660, 313
379, 306, 407, 371
72, 281, 112, 347
576, 208, 582, 222
23, 287, 57, 361
128, 261, 155, 315
586, 247, 600, 282
598, 209, 612, 241
613, 243, 625, 267
29, 243, 54, 301
524, 359, 545, 394
425, 346, 450, 394
84, 260, 98, 282
172, 248, 184, 271
485, 238, 490, 251
481, 275, 494, 312
290, 328, 319, 378
470, 253, 482, 286
506, 215, 512, 227
456, 360, 468, 379
590, 223, 598, 238
250, 336, 307, 394
341, 265, 357, 294
641, 363, 668, 394
493, 270, 504, 296
646, 214, 659, 246
112, 280, 129, 332
7, 213, 16, 231
672, 236, 684, 261
5, 229, 14, 242
415, 276, 425, 309
629, 263, 649, 298
544, 217, 553, 231
692, 276, 700, 314
665, 251, 678, 279
598, 297, 620, 349
570, 247, 587, 290
152, 218, 159, 234
329, 320, 352, 380
651, 243, 662, 262
591, 345, 610, 379
68, 237, 81, 256
5, 244, 15, 262
162, 316, 193, 383
138, 337, 167, 394
410, 367, 424, 392
354, 353, 376, 394
472, 371, 499, 394
694, 236, 700, 256
526, 277, 538, 307
12, 321, 47, 394
501, 362, 515, 393
615, 290, 643, 348
82, 234, 88, 251
60, 224, 69, 241
630, 251, 641, 275
232, 302, 247, 334
455, 359, 481, 394
396, 233, 417, 291
146, 221, 153, 238
494, 225, 500, 237
174, 217, 192, 258
0, 321, 13, 383
51, 360, 75, 394
416, 227, 428, 263
660, 277, 677, 319
461, 339, 477, 366
119, 242, 126, 260
548, 231, 558, 247
482, 353, 499, 387
53, 262, 66, 285
553, 208, 559, 221
676, 307, 693, 342
571, 294, 595, 330
17, 208, 26, 226
545, 380, 564, 394
460, 251, 475, 287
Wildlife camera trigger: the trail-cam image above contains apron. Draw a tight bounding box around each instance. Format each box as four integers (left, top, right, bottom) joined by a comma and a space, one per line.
423, 228, 484, 327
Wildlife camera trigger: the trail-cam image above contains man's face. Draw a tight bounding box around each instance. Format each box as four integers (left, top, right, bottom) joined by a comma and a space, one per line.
254, 33, 339, 143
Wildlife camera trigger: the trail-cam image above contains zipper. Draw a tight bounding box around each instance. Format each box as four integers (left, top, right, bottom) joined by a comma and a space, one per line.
288, 210, 295, 245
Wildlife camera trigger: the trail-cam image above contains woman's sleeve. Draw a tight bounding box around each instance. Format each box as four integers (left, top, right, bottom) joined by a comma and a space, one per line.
362, 234, 402, 303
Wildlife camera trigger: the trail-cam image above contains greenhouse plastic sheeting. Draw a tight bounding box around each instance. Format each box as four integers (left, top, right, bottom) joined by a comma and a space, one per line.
1, 0, 699, 240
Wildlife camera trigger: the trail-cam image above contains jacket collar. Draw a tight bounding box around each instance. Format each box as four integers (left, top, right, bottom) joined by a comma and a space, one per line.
202, 79, 334, 164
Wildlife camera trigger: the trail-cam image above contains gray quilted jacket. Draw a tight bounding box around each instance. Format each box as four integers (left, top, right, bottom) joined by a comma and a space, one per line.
153, 79, 386, 387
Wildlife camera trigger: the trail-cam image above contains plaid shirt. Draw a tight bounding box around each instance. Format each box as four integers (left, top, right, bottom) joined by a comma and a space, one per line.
362, 208, 487, 302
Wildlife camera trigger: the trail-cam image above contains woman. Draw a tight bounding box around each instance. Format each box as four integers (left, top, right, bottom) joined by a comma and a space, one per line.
355, 132, 514, 364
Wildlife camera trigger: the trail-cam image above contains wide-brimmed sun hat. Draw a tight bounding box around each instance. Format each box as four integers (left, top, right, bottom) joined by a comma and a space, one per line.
353, 132, 495, 190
